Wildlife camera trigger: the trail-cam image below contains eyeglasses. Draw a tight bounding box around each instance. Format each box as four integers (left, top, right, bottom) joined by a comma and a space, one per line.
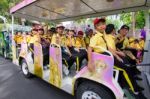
32, 29, 44, 31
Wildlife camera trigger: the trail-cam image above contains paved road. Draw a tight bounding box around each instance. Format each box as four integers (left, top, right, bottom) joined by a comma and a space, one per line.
0, 57, 73, 99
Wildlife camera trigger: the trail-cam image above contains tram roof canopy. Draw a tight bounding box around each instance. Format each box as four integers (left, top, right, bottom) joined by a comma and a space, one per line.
10, 0, 150, 22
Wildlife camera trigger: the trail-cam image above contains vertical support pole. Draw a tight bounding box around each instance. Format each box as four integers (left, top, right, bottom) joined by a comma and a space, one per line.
143, 10, 150, 74
11, 15, 14, 38
11, 15, 16, 63
143, 10, 150, 87
131, 12, 136, 37
145, 11, 150, 41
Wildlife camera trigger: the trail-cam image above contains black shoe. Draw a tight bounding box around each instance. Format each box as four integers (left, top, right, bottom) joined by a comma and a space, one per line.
135, 86, 144, 92
134, 92, 147, 99
134, 70, 141, 75
136, 70, 141, 74
135, 68, 141, 73
134, 76, 143, 80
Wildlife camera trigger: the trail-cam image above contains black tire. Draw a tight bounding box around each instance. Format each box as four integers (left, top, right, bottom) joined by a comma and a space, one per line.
21, 59, 32, 78
76, 81, 115, 99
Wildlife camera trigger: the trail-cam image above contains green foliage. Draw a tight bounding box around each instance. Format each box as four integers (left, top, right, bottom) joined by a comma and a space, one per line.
135, 11, 145, 29
120, 13, 132, 27
74, 18, 87, 24
0, 24, 3, 31
47, 22, 56, 27
0, 0, 9, 11
120, 11, 145, 29
106, 17, 122, 30
0, 0, 21, 23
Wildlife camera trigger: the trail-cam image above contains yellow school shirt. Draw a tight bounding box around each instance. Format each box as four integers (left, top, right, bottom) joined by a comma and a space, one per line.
26, 35, 31, 43
85, 36, 90, 46
105, 34, 116, 50
75, 37, 86, 48
123, 37, 130, 49
61, 35, 66, 46
130, 42, 142, 50
139, 40, 145, 49
116, 34, 129, 49
14, 35, 23, 44
51, 34, 66, 46
14, 35, 17, 42
89, 31, 107, 53
51, 34, 57, 44
65, 37, 75, 47
44, 34, 51, 43
129, 37, 135, 44
28, 35, 39, 44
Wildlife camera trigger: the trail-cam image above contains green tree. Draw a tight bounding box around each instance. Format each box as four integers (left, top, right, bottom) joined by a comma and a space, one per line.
74, 18, 87, 25
0, 0, 21, 23
120, 12, 132, 27
135, 11, 145, 29
106, 16, 122, 30
120, 11, 146, 29
0, 0, 9, 16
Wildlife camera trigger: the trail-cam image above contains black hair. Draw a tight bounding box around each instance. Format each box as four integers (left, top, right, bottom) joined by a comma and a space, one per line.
65, 29, 69, 32
88, 29, 93, 33
50, 27, 56, 33
26, 32, 29, 35
105, 24, 115, 34
69, 30, 75, 33
120, 25, 129, 30
134, 39, 139, 43
118, 30, 120, 34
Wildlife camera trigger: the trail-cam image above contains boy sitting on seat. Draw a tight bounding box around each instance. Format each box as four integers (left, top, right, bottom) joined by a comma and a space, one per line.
105, 24, 146, 97
51, 24, 76, 75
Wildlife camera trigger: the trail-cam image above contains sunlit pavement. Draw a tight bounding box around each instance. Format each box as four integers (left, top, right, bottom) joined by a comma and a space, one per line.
0, 56, 73, 99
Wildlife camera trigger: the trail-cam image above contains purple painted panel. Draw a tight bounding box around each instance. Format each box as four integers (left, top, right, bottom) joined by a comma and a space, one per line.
74, 53, 123, 98
75, 52, 114, 81
10, 0, 37, 13
34, 43, 43, 78
49, 46, 62, 87
50, 47, 62, 73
